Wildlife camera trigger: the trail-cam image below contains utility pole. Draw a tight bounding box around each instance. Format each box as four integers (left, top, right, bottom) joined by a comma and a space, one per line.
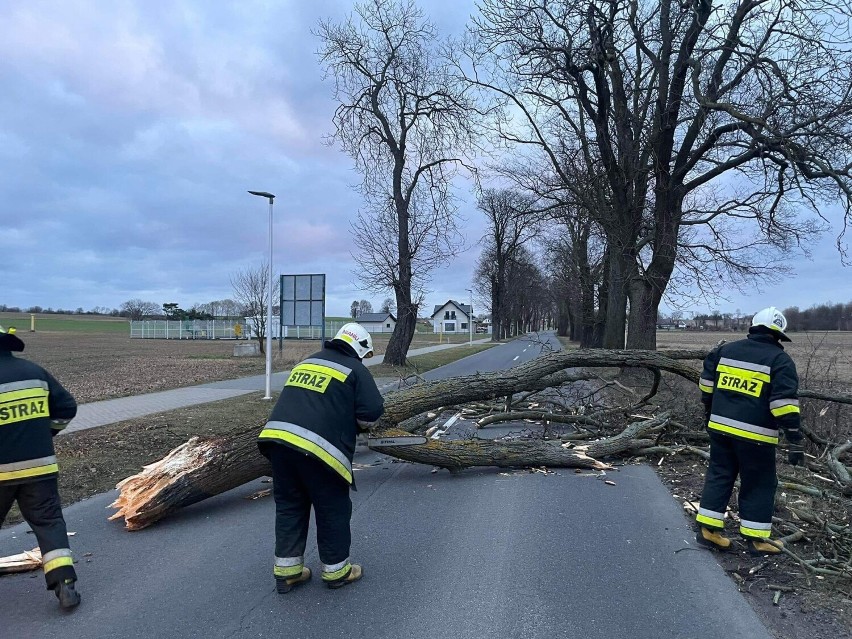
466, 288, 473, 347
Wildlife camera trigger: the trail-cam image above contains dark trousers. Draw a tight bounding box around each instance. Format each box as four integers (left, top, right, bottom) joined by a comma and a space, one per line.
267, 445, 352, 580
0, 477, 77, 588
699, 432, 777, 538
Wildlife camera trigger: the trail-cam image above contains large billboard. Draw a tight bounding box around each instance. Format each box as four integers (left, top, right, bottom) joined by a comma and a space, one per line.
280, 274, 326, 340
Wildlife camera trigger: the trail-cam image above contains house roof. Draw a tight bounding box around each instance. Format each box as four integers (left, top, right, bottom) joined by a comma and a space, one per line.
431, 300, 472, 318
357, 312, 396, 323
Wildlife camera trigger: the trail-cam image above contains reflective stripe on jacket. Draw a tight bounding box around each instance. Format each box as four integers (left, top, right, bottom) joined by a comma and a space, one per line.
0, 352, 77, 484
698, 332, 801, 446
257, 342, 384, 484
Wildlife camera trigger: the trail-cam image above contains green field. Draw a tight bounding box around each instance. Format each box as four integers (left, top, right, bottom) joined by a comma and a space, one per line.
0, 313, 129, 334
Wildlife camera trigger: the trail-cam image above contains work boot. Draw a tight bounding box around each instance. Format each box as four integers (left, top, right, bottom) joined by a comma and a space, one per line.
748, 539, 784, 556
276, 567, 311, 594
695, 527, 732, 551
54, 579, 81, 610
327, 564, 363, 590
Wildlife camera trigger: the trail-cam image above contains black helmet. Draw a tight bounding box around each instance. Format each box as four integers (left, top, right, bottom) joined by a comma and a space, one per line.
0, 325, 25, 352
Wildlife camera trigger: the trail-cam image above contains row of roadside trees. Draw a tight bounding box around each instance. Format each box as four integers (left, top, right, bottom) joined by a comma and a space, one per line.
317, 0, 852, 362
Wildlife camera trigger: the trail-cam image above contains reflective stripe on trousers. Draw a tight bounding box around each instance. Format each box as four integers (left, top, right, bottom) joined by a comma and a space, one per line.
42, 548, 74, 574
259, 421, 353, 483
274, 555, 304, 578
321, 557, 352, 581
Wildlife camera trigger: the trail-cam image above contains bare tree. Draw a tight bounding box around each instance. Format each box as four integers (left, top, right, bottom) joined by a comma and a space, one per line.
350, 300, 359, 319
317, 0, 481, 365
119, 299, 159, 321
357, 299, 374, 316
475, 189, 538, 341
380, 297, 396, 314
545, 214, 608, 347
197, 299, 240, 318
468, 0, 852, 349
231, 262, 269, 354
477, 244, 550, 337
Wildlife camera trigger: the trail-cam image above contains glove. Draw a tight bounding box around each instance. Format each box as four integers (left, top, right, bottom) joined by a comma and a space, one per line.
788, 443, 805, 467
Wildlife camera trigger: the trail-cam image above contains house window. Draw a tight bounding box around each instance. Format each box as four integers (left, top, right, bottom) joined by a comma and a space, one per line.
461, 323, 468, 330
386, 323, 391, 328
444, 311, 450, 319
451, 311, 456, 319
445, 322, 455, 332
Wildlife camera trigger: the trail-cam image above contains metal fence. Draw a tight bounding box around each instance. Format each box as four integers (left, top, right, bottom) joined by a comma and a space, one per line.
130, 318, 425, 340
129, 320, 244, 339
130, 319, 356, 340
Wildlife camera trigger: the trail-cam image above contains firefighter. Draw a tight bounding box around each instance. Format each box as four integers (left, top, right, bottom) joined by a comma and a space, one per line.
695, 307, 804, 556
257, 322, 384, 593
0, 325, 81, 608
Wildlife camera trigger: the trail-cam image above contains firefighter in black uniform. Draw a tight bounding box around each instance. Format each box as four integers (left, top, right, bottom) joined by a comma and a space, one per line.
0, 325, 81, 608
258, 322, 384, 593
695, 307, 804, 555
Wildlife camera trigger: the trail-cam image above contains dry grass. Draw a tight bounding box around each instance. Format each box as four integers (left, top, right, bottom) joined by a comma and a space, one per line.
657, 330, 852, 383
10, 329, 486, 404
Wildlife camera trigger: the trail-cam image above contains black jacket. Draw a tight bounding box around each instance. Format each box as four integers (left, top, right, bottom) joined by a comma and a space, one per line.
257, 341, 384, 484
0, 351, 77, 484
699, 332, 801, 446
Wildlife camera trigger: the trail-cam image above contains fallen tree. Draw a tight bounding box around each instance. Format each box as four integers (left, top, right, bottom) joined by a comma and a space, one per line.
109, 348, 851, 530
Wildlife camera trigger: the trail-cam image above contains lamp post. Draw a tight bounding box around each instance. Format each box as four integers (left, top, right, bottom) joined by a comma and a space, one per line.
248, 190, 275, 400
466, 288, 473, 347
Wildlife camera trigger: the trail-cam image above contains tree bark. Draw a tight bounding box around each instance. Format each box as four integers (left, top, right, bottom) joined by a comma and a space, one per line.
602, 244, 628, 349
365, 428, 610, 472
109, 349, 704, 529
626, 278, 659, 350
109, 428, 272, 531
108, 347, 847, 530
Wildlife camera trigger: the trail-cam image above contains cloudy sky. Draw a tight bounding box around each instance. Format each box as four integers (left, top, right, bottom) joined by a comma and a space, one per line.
0, 0, 849, 319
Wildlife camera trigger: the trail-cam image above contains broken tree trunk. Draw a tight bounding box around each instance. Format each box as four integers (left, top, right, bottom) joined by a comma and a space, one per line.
108, 348, 839, 530
109, 428, 271, 531
375, 413, 671, 469
0, 548, 42, 575
361, 428, 611, 471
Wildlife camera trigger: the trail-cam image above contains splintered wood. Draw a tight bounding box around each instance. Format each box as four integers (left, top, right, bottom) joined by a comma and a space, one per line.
109, 437, 219, 530
0, 548, 42, 574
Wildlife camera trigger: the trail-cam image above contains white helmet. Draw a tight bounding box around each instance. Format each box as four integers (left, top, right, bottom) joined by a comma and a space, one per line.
333, 322, 374, 359
751, 306, 791, 341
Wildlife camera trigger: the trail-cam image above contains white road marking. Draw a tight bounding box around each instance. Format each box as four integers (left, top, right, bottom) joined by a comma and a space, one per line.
513, 356, 520, 361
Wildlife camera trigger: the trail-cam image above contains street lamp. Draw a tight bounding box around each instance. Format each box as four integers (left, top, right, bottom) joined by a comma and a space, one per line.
248, 190, 275, 400
466, 288, 473, 347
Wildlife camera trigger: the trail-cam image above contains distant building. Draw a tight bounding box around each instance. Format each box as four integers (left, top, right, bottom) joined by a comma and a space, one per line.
431, 300, 472, 334
356, 312, 396, 334
476, 314, 492, 334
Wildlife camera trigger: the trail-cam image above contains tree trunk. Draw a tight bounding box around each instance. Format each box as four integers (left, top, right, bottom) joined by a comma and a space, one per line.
558, 296, 572, 339
625, 188, 678, 351
602, 245, 627, 349
366, 428, 610, 472
626, 278, 659, 350
109, 428, 270, 531
591, 253, 609, 348
385, 294, 417, 366
108, 347, 846, 530
491, 273, 504, 342
109, 349, 707, 529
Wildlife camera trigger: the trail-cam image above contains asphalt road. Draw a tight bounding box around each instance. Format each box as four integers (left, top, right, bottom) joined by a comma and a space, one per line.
0, 332, 773, 639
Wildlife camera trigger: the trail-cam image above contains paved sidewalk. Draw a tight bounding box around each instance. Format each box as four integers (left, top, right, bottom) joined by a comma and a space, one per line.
63, 339, 491, 435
